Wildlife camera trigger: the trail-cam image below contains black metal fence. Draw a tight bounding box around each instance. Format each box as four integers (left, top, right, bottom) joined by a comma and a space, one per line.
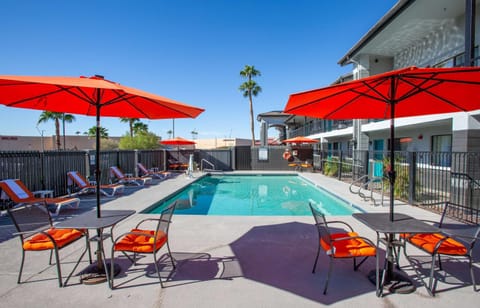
316, 149, 480, 223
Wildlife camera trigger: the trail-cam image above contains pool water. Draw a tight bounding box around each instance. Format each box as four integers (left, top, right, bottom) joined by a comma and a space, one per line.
145, 174, 357, 216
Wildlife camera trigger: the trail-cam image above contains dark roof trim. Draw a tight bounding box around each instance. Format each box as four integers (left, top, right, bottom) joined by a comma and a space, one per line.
338, 0, 416, 66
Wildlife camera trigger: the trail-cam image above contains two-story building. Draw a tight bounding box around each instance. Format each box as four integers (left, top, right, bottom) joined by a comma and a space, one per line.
283, 0, 480, 160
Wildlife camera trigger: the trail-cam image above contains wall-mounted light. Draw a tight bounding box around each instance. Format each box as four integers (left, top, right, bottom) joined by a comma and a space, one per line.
418, 134, 423, 140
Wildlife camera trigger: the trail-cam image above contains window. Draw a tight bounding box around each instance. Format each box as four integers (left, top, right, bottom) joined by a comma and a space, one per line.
373, 139, 384, 160
432, 135, 452, 152
433, 46, 479, 68
431, 134, 452, 167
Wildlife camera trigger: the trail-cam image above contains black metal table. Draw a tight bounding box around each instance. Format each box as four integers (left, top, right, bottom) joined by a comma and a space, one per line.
353, 212, 440, 296
55, 209, 135, 287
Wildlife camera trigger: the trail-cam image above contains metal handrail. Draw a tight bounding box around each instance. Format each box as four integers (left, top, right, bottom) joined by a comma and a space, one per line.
200, 159, 215, 172
451, 172, 480, 189
349, 174, 384, 206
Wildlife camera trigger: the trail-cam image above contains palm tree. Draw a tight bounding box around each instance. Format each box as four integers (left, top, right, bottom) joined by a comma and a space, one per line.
85, 126, 109, 139
239, 65, 262, 146
120, 118, 140, 137
132, 122, 149, 135
166, 130, 173, 139
37, 112, 76, 150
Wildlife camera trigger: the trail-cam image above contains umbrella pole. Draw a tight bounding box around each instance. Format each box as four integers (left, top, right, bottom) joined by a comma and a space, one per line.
389, 116, 395, 222
95, 95, 104, 271
96, 103, 101, 219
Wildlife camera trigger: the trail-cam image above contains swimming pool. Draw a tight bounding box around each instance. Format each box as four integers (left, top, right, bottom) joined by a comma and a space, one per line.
144, 174, 358, 216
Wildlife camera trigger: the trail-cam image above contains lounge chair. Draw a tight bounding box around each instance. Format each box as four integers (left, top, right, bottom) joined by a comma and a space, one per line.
7, 203, 91, 287
309, 202, 377, 294
137, 163, 173, 179
168, 158, 188, 170
300, 160, 314, 171
0, 179, 80, 216
401, 202, 480, 296
110, 201, 177, 289
287, 156, 302, 171
109, 166, 152, 186
67, 171, 125, 197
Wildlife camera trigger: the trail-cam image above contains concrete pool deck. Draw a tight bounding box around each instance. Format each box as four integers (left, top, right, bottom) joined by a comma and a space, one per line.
0, 171, 478, 307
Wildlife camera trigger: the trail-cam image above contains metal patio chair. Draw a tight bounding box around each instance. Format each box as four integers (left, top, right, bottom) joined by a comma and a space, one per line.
110, 201, 177, 289
309, 202, 377, 294
7, 203, 91, 287
402, 202, 480, 296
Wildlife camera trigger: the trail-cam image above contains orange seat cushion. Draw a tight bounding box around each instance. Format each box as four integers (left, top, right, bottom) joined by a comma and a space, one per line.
23, 228, 84, 251
114, 229, 167, 253
321, 232, 376, 258
407, 233, 467, 255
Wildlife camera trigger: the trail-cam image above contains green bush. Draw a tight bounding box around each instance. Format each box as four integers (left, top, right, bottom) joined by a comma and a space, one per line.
323, 157, 339, 177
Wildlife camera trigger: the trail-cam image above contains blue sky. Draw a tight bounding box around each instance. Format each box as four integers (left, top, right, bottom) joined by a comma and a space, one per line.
0, 0, 397, 140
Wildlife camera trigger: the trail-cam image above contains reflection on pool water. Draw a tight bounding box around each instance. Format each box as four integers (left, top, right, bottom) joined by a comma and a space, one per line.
144, 174, 357, 216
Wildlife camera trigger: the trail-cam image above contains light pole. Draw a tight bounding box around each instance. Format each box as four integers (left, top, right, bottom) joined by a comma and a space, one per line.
36, 126, 45, 152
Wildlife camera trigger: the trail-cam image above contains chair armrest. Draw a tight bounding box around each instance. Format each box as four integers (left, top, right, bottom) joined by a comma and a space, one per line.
324, 220, 354, 232
135, 218, 160, 228
135, 218, 172, 229
331, 235, 376, 247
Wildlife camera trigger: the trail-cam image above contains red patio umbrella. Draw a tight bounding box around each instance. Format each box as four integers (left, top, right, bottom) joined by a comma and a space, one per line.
161, 136, 196, 167
282, 136, 318, 144
0, 74, 204, 218
160, 136, 196, 146
284, 66, 480, 221
284, 66, 480, 291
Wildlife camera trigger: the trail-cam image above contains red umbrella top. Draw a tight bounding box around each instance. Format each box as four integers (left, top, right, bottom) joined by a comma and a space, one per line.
160, 136, 196, 146
282, 136, 318, 144
284, 66, 480, 120
0, 75, 205, 119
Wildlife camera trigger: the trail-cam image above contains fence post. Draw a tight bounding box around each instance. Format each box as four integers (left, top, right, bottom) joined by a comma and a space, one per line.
84, 151, 90, 178
338, 150, 343, 180
40, 151, 46, 190
363, 150, 370, 184
134, 149, 139, 177
408, 152, 417, 204
231, 147, 236, 170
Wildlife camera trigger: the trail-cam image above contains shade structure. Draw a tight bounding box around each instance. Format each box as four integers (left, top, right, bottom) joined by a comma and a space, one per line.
284, 66, 480, 221
0, 75, 204, 218
282, 136, 318, 144
160, 136, 196, 146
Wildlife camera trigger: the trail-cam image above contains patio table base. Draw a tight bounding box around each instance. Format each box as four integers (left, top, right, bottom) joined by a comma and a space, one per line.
368, 269, 416, 295
80, 262, 121, 285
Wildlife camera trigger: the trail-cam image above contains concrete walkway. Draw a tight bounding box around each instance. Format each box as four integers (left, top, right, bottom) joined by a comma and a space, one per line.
0, 171, 478, 307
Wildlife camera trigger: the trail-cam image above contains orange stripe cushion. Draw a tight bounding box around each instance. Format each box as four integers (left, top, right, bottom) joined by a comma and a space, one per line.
114, 229, 167, 253
407, 233, 467, 255
321, 232, 376, 258
23, 228, 84, 250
